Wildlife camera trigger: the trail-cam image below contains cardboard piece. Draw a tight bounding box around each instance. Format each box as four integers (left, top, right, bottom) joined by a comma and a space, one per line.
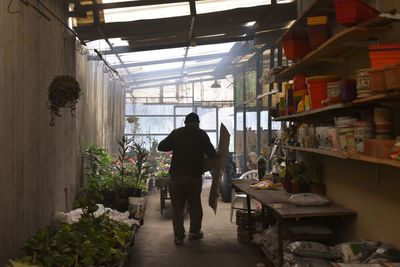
208, 123, 230, 214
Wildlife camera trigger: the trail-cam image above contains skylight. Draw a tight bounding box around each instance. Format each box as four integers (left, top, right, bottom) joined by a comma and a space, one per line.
185, 58, 222, 67
187, 42, 236, 57
86, 38, 129, 50
119, 47, 186, 63
102, 1, 190, 23
196, 0, 269, 14
104, 54, 121, 65
129, 62, 184, 74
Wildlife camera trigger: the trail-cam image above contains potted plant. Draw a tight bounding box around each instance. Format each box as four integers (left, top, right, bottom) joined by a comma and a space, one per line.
286, 161, 307, 193
129, 142, 151, 197
47, 75, 82, 126
305, 162, 325, 195
82, 144, 115, 207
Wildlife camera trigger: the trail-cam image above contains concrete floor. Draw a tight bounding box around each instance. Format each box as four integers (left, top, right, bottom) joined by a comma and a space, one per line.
127, 180, 265, 267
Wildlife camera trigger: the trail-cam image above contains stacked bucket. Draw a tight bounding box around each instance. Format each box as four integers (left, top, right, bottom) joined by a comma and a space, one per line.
354, 121, 374, 153
307, 16, 330, 50
374, 107, 393, 139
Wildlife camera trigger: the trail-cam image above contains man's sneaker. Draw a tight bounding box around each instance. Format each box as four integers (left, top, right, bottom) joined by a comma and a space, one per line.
174, 238, 184, 246
189, 231, 204, 240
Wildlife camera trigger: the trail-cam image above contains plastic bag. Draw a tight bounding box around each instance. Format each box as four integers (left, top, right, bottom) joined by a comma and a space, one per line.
287, 241, 341, 260
289, 193, 330, 206
334, 241, 380, 263
363, 243, 400, 263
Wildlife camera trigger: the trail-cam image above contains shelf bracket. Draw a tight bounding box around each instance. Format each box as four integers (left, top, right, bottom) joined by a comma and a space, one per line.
375, 165, 381, 184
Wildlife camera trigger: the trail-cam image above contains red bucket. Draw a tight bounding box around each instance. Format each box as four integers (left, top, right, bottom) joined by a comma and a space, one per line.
283, 32, 311, 62
369, 44, 400, 68
307, 76, 340, 109
333, 0, 379, 26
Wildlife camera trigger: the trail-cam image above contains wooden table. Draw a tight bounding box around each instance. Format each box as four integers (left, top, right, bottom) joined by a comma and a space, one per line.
155, 176, 170, 215
231, 179, 356, 267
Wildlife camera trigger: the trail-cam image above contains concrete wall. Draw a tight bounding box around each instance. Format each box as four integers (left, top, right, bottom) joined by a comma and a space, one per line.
295, 0, 400, 246
0, 0, 124, 264
325, 159, 400, 246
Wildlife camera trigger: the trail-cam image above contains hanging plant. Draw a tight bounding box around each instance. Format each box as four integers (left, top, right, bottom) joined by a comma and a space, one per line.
127, 116, 137, 124
47, 75, 82, 126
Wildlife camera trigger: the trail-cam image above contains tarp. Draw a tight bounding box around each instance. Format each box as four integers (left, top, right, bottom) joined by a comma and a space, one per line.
208, 123, 230, 214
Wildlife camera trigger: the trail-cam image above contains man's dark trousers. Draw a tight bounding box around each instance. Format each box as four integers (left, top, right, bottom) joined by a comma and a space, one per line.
169, 173, 203, 239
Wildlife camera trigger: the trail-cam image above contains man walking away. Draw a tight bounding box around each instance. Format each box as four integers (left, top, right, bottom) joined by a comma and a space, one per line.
158, 112, 217, 246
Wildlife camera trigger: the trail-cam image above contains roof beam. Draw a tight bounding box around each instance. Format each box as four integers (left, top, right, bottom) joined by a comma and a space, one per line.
74, 4, 296, 41
129, 77, 216, 90
90, 0, 136, 84
212, 41, 252, 78
69, 0, 199, 17
95, 35, 253, 55
121, 63, 218, 80
102, 52, 229, 68
127, 63, 245, 88
128, 71, 215, 85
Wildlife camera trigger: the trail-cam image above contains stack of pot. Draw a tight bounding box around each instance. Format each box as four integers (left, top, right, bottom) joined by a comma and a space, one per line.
354, 121, 374, 153
335, 116, 358, 152
356, 69, 373, 98
374, 107, 393, 139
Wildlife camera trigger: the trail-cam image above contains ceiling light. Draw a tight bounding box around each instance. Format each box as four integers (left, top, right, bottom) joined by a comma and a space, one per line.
211, 80, 221, 88
245, 21, 257, 27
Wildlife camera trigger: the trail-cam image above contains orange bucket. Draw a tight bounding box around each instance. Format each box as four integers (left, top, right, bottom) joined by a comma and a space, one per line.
307, 76, 340, 109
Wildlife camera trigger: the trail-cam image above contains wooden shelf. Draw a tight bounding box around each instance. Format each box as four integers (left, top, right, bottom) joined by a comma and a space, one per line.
273, 91, 400, 121
284, 146, 400, 168
257, 89, 280, 99
272, 13, 397, 83
274, 0, 335, 47
284, 146, 346, 159
274, 102, 348, 121
276, 23, 392, 81
242, 97, 257, 105
238, 90, 280, 106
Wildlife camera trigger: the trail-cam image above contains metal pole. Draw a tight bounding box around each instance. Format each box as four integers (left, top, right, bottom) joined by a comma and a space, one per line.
268, 48, 275, 171
256, 53, 263, 155
243, 74, 247, 172
216, 106, 219, 146
173, 105, 177, 129
192, 82, 195, 111
233, 77, 237, 156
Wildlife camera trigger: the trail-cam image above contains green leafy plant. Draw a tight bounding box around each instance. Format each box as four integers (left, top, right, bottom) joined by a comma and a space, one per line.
83, 144, 113, 181
286, 161, 306, 182
130, 142, 151, 192
18, 215, 132, 267
74, 178, 104, 214
115, 136, 134, 187
155, 154, 171, 178
304, 161, 323, 185
48, 75, 82, 126
77, 138, 151, 211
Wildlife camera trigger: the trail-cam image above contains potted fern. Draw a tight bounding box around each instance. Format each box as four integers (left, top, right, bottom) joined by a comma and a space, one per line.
47, 75, 81, 126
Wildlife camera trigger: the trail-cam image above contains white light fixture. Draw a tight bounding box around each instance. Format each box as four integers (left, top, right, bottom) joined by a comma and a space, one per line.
245, 21, 257, 27
211, 79, 221, 88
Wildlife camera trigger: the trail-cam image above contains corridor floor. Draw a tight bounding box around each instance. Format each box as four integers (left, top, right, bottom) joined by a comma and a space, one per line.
127, 180, 265, 267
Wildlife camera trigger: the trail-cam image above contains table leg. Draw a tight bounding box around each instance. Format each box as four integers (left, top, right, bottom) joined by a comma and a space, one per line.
277, 219, 283, 267
246, 194, 252, 236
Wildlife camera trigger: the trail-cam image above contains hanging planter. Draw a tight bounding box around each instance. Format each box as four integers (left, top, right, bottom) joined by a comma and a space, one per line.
127, 116, 137, 124
47, 75, 82, 126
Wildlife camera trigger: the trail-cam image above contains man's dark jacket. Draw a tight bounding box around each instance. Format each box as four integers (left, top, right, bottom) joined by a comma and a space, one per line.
158, 125, 217, 176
